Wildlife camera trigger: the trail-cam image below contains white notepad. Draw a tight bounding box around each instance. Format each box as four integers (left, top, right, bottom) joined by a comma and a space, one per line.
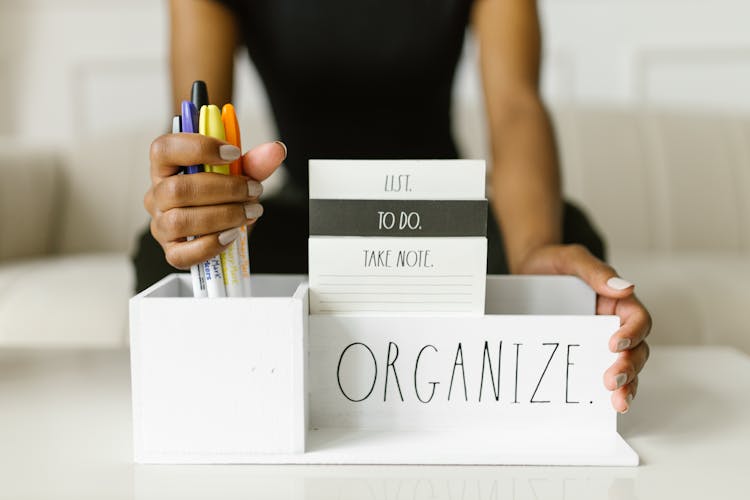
308, 160, 488, 315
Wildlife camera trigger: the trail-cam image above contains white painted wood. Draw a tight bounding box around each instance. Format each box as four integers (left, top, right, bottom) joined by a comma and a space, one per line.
129, 274, 309, 461
137, 428, 636, 466
308, 316, 620, 433
484, 275, 595, 315
129, 274, 634, 465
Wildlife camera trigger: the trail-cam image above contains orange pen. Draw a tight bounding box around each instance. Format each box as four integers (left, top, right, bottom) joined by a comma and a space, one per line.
222, 104, 243, 176
222, 104, 253, 296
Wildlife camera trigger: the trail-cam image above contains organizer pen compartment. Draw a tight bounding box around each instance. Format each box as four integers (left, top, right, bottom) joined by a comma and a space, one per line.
129, 274, 308, 461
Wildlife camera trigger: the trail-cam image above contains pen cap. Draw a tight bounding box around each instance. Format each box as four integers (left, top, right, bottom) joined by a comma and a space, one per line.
222, 104, 242, 176
191, 80, 209, 111
171, 115, 181, 134
181, 100, 198, 134
199, 104, 229, 175
181, 101, 203, 174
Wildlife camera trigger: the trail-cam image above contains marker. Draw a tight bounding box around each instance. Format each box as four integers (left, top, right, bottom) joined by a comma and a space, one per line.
222, 103, 253, 296
191, 80, 209, 111
199, 104, 243, 297
172, 114, 187, 173
181, 100, 203, 173
180, 101, 208, 298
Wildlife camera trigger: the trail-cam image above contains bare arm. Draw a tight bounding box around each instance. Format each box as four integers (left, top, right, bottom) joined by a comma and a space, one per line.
471, 0, 562, 273
145, 1, 286, 270
169, 0, 238, 113
472, 0, 651, 414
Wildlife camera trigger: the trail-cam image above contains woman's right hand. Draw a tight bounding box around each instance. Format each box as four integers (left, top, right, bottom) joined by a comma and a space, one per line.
145, 133, 286, 269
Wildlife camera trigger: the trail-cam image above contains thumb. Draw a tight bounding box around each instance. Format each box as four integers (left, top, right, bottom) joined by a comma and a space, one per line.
559, 244, 635, 299
241, 140, 287, 182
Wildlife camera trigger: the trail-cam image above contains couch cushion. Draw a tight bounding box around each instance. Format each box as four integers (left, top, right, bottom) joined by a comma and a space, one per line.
0, 253, 133, 348
611, 252, 750, 355
0, 140, 62, 261
553, 109, 750, 255
57, 131, 154, 256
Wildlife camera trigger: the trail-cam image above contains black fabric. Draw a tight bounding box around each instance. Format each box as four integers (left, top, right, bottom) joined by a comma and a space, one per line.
132, 0, 606, 292
217, 0, 473, 191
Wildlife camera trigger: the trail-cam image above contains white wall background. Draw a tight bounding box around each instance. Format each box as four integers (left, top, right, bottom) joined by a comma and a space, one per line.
1, 0, 749, 145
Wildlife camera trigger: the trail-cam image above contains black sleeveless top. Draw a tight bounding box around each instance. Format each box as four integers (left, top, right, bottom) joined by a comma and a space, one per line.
217, 0, 474, 190
134, 0, 605, 291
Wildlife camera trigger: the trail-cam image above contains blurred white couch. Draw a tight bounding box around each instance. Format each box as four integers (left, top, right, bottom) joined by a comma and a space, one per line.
0, 108, 748, 353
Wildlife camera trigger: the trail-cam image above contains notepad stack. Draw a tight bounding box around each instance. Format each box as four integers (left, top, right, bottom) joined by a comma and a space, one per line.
308, 160, 488, 314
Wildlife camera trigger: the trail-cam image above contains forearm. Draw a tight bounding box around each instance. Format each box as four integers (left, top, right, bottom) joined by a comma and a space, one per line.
489, 97, 562, 273
169, 0, 238, 114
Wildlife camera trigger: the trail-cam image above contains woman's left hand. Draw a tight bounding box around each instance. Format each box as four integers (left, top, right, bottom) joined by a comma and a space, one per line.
516, 244, 652, 413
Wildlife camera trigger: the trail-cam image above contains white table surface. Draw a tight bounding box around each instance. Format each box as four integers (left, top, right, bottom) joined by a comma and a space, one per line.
0, 346, 748, 500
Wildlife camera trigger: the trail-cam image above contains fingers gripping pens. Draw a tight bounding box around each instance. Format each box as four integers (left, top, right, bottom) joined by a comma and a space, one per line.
168, 80, 255, 297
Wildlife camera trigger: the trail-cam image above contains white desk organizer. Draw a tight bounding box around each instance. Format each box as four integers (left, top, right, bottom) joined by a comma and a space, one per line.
129, 274, 638, 466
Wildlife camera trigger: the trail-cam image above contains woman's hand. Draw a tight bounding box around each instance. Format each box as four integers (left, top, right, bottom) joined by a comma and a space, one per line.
516, 244, 652, 414
144, 133, 286, 269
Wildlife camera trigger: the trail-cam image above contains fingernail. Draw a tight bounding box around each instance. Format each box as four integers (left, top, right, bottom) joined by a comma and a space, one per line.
615, 373, 628, 389
219, 144, 241, 161
247, 180, 263, 197
275, 140, 288, 160
218, 227, 241, 246
607, 277, 634, 290
616, 338, 631, 352
244, 203, 263, 219
621, 393, 634, 414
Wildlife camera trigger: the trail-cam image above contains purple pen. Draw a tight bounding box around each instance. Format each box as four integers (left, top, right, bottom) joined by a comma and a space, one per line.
181, 100, 204, 174
177, 101, 209, 297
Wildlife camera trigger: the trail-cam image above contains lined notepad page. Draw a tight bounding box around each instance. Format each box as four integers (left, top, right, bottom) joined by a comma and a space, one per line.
308, 160, 488, 315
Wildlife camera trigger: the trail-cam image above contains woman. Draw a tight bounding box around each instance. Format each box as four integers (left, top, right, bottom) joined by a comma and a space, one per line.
138, 0, 651, 413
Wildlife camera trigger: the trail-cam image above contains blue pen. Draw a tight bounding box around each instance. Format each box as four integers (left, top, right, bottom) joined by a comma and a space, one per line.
178, 103, 210, 298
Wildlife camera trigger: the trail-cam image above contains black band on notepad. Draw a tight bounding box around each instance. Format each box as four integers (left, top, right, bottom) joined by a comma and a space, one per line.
309, 199, 487, 237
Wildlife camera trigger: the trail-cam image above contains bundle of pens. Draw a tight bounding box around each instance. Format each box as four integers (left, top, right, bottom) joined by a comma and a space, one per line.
173, 80, 252, 298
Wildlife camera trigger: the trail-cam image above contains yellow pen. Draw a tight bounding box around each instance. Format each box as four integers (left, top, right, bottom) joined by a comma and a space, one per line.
199, 104, 230, 175
199, 104, 244, 297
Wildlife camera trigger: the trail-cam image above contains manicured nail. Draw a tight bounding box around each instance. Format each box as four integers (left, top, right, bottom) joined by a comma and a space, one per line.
615, 373, 628, 389
219, 144, 241, 161
244, 203, 263, 219
275, 140, 288, 160
607, 277, 634, 290
616, 338, 631, 352
218, 227, 241, 246
621, 393, 634, 414
247, 180, 263, 197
